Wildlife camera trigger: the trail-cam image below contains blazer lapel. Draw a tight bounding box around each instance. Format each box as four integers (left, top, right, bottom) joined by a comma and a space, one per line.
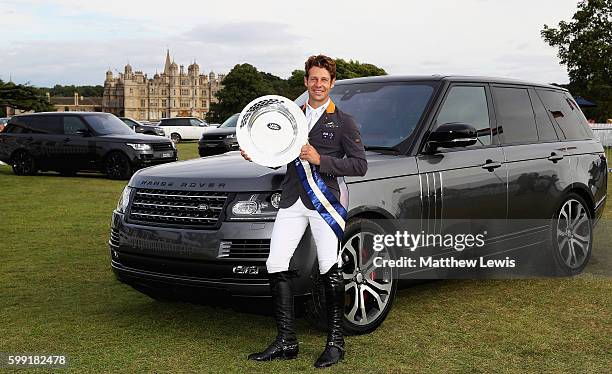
308, 99, 336, 137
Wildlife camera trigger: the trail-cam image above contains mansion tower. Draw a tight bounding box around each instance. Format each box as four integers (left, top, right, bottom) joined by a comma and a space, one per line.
102, 50, 225, 121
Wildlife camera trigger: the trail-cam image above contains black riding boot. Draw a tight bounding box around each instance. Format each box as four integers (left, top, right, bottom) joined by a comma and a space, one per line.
314, 264, 345, 368
248, 271, 299, 361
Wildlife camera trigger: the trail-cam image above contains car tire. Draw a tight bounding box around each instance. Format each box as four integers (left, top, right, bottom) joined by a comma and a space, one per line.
11, 150, 37, 176
549, 193, 593, 276
170, 133, 181, 143
305, 218, 398, 335
105, 152, 133, 180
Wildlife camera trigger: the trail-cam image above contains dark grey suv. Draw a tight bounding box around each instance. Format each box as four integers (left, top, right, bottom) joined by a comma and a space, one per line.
109, 76, 607, 333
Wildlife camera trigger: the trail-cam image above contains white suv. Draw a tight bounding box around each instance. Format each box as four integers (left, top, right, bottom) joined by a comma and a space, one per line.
159, 117, 211, 143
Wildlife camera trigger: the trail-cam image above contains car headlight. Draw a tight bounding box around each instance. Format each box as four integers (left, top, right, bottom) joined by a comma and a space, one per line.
155, 128, 165, 135
127, 143, 152, 151
226, 134, 237, 139
116, 186, 133, 213
226, 192, 282, 221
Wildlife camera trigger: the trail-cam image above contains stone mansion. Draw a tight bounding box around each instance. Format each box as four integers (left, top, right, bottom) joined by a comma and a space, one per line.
102, 50, 225, 121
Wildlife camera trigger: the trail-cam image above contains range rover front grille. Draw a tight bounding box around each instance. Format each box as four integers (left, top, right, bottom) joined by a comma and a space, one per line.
151, 142, 174, 152
109, 227, 120, 248
219, 239, 271, 259
128, 188, 228, 228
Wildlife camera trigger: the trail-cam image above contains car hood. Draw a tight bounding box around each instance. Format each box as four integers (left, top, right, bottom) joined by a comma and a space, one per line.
129, 151, 417, 192
97, 133, 171, 143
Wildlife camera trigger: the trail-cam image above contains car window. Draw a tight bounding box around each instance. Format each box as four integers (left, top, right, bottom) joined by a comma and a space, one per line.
63, 116, 89, 135
219, 114, 239, 128
84, 114, 134, 135
190, 119, 202, 126
492, 87, 538, 144
17, 116, 63, 134
296, 82, 437, 148
161, 119, 174, 126
536, 89, 590, 140
121, 118, 138, 129
528, 89, 559, 141
435, 86, 491, 147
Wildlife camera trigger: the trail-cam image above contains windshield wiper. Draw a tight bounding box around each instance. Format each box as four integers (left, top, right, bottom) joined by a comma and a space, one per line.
365, 145, 400, 153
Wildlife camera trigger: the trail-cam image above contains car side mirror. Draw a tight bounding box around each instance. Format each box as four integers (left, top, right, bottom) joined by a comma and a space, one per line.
425, 122, 477, 153
75, 129, 91, 137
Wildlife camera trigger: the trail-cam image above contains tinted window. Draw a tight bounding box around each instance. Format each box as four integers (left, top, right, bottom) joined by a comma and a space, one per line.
316, 82, 436, 147
84, 114, 134, 135
493, 87, 538, 144
14, 116, 62, 134
528, 89, 558, 141
190, 119, 202, 126
219, 113, 239, 128
63, 116, 89, 135
436, 86, 491, 147
120, 118, 138, 129
536, 90, 590, 140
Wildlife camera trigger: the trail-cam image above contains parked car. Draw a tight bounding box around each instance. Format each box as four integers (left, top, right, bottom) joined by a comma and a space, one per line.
198, 113, 239, 156
119, 117, 166, 137
0, 112, 177, 179
158, 117, 210, 143
109, 76, 607, 334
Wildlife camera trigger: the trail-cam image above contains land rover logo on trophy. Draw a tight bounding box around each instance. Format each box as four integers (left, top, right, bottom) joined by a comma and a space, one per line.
197, 204, 209, 211
267, 123, 281, 131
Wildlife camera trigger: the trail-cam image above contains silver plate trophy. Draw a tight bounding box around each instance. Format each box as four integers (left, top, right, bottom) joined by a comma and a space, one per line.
237, 95, 308, 167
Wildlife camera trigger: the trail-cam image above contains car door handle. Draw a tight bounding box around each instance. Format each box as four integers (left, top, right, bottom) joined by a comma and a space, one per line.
548, 153, 564, 163
481, 160, 502, 171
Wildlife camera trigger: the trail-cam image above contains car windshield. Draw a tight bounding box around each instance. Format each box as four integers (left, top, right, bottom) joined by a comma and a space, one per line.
219, 113, 239, 128
296, 81, 437, 148
86, 114, 136, 135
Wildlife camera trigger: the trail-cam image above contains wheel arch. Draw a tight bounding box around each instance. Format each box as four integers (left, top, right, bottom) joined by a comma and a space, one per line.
562, 183, 595, 218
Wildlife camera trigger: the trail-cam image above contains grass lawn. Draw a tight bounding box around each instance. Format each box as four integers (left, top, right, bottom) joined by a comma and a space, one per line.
0, 143, 610, 373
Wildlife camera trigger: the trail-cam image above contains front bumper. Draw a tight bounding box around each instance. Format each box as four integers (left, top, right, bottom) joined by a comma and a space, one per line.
198, 139, 239, 156
109, 211, 317, 297
131, 150, 178, 168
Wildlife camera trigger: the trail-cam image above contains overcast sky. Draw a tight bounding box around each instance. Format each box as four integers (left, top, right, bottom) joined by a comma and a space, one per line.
0, 0, 580, 87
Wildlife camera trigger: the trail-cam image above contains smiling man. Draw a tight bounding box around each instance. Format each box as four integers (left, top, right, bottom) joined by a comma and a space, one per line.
242, 55, 367, 368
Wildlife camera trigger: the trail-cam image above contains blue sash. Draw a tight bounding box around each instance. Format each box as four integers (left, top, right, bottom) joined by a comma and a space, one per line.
293, 157, 348, 240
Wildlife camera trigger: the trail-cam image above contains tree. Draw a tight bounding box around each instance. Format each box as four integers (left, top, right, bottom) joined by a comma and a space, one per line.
541, 0, 612, 121
0, 80, 55, 113
335, 59, 387, 80
206, 64, 275, 123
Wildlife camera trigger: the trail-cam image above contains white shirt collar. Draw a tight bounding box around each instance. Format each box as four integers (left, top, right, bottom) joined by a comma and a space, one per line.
306, 97, 330, 117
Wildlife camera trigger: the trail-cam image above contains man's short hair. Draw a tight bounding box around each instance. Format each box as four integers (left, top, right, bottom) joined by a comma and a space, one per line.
305, 55, 336, 81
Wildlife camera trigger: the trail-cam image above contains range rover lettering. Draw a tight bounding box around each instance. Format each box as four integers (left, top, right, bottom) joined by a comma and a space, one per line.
109, 76, 607, 333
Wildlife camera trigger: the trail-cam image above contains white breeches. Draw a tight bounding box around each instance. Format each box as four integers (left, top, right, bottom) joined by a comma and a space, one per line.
266, 198, 340, 274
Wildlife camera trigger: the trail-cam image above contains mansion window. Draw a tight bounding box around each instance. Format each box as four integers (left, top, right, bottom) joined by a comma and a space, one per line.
141, 89, 146, 95
162, 99, 167, 107
181, 89, 189, 95
141, 99, 146, 107
180, 100, 190, 108
162, 89, 167, 95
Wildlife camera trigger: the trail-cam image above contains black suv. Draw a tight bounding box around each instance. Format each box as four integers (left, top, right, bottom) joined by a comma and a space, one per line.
198, 113, 239, 156
109, 76, 607, 333
0, 112, 177, 179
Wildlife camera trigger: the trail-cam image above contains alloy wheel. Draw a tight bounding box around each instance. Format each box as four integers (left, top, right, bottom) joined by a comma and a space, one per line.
555, 198, 592, 269
12, 151, 36, 175
341, 231, 394, 326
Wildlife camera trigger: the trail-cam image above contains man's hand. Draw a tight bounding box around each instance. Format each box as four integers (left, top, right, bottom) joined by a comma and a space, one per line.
240, 148, 252, 162
300, 143, 320, 165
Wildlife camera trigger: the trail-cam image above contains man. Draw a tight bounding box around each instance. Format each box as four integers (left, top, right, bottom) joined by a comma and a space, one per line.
241, 55, 367, 368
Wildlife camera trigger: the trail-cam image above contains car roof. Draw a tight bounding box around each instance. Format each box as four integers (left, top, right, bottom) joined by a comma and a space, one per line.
335, 75, 567, 91
12, 111, 112, 117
